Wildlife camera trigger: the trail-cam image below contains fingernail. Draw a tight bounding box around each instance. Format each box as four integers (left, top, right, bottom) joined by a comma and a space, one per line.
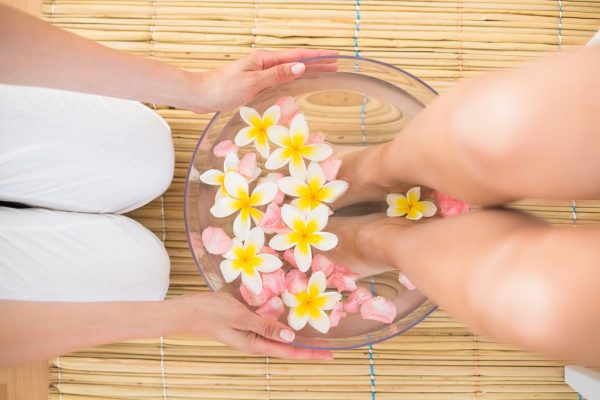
291, 63, 305, 75
279, 329, 295, 342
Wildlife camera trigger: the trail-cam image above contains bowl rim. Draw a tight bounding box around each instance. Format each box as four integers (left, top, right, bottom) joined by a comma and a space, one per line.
183, 55, 438, 350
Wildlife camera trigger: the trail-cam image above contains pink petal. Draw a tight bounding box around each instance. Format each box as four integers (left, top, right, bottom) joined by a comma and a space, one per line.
240, 284, 276, 307
283, 248, 298, 269
239, 152, 257, 179
259, 203, 289, 234
360, 296, 397, 324
329, 302, 346, 328
321, 156, 342, 181
275, 96, 300, 126
260, 246, 280, 258
306, 131, 326, 145
434, 191, 470, 217
213, 140, 239, 157
201, 226, 232, 255
311, 254, 335, 277
344, 287, 373, 313
326, 264, 359, 293
285, 270, 307, 294
256, 296, 285, 321
398, 273, 416, 291
258, 173, 285, 205
261, 269, 286, 295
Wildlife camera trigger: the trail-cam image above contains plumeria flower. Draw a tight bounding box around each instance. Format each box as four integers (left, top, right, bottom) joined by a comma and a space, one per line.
278, 162, 348, 212
386, 186, 437, 221
265, 113, 333, 180
220, 227, 282, 295
282, 271, 342, 333
210, 171, 277, 240
235, 105, 283, 159
200, 152, 241, 201
269, 205, 338, 272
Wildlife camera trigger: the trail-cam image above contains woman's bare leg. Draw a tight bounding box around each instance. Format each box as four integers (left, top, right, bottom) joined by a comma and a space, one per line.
340, 210, 600, 365
335, 45, 600, 208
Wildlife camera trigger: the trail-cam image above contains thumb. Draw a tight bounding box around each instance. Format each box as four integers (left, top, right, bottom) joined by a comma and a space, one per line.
256, 62, 305, 90
246, 311, 296, 343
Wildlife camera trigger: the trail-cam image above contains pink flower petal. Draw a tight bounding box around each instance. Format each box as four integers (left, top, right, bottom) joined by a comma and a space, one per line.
275, 96, 300, 126
213, 140, 239, 157
321, 156, 342, 181
329, 302, 346, 328
434, 191, 470, 217
327, 264, 359, 293
240, 284, 276, 307
259, 203, 289, 234
239, 152, 257, 179
283, 248, 298, 269
360, 296, 397, 324
258, 173, 285, 205
260, 246, 280, 258
306, 131, 326, 145
285, 269, 307, 294
398, 273, 416, 291
311, 254, 335, 277
201, 227, 232, 255
261, 269, 286, 295
344, 287, 373, 313
256, 296, 285, 321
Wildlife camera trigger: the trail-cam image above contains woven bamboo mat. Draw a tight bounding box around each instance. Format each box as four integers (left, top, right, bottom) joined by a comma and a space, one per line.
42, 1, 600, 399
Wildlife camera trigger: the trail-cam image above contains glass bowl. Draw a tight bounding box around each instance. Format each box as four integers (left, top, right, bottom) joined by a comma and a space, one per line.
184, 55, 438, 350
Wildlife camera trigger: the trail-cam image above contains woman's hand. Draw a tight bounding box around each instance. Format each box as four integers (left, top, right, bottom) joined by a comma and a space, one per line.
181, 48, 339, 113
165, 292, 333, 360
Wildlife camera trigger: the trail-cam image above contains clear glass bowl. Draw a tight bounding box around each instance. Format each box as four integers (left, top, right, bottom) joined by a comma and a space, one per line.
184, 55, 438, 350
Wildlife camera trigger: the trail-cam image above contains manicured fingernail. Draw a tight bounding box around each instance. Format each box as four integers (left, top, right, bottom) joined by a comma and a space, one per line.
279, 329, 295, 342
291, 63, 305, 75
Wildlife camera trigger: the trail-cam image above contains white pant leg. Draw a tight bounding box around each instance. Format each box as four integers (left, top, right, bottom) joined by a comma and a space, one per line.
0, 84, 174, 214
0, 207, 170, 301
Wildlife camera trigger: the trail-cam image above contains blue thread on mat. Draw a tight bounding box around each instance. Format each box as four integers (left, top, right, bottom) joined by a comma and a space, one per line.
558, 0, 563, 51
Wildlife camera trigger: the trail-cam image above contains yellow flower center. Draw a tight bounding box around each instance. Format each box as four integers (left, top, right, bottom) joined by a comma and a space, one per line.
295, 288, 327, 318
232, 245, 261, 274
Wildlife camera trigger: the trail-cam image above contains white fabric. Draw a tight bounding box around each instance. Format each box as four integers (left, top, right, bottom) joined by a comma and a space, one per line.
0, 84, 173, 301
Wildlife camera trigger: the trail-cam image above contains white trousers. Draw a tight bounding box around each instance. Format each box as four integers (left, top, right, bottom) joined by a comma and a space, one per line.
0, 84, 174, 301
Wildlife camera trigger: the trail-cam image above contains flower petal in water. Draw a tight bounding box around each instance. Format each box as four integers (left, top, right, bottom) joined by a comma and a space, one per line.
282, 271, 342, 333
265, 113, 333, 180
257, 172, 285, 205
213, 139, 239, 157
278, 162, 348, 212
311, 254, 335, 277
329, 302, 346, 328
240, 284, 276, 307
256, 296, 285, 321
283, 248, 298, 269
238, 152, 259, 180
200, 152, 241, 201
360, 296, 397, 324
219, 227, 282, 295
285, 269, 307, 294
210, 171, 277, 240
344, 287, 373, 313
201, 226, 232, 255
269, 204, 338, 272
275, 96, 300, 126
321, 156, 342, 181
235, 105, 283, 158
386, 186, 437, 221
259, 203, 289, 234
261, 268, 286, 295
326, 264, 358, 293
434, 191, 470, 217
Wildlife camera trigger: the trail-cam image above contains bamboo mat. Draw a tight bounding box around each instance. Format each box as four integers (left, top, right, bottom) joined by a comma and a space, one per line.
42, 1, 600, 399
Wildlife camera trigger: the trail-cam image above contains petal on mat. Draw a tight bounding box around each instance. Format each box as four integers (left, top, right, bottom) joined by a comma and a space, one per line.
308, 309, 331, 334
420, 200, 438, 217
269, 233, 297, 251
256, 254, 283, 273
265, 148, 290, 170
250, 182, 278, 206
239, 106, 262, 127
302, 143, 333, 162
241, 269, 263, 295
219, 259, 241, 283
234, 126, 255, 146
262, 104, 281, 127
210, 197, 240, 218
277, 176, 307, 197
288, 307, 309, 331
199, 169, 224, 186
310, 232, 338, 251
224, 171, 249, 200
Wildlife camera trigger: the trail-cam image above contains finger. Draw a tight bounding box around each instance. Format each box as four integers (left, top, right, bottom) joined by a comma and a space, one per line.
254, 62, 306, 90
246, 334, 334, 360
232, 305, 299, 344
305, 63, 339, 74
256, 48, 339, 69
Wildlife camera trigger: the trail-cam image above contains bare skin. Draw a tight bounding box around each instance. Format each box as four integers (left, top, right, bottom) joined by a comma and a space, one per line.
327, 43, 600, 365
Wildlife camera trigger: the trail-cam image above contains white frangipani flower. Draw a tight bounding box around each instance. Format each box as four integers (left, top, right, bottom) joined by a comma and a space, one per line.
386, 186, 437, 221
268, 204, 338, 272
199, 152, 240, 201
210, 171, 277, 240
265, 113, 332, 180
282, 271, 342, 333
220, 227, 282, 295
235, 105, 283, 159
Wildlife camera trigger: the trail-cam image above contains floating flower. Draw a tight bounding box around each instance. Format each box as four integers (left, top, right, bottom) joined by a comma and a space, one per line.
257, 172, 285, 205
259, 203, 289, 234
200, 152, 240, 201
220, 227, 282, 295
285, 270, 307, 294
311, 254, 335, 277
240, 284, 276, 307
256, 296, 285, 320
275, 96, 300, 126
235, 105, 282, 158
386, 186, 437, 221
210, 171, 277, 240
269, 205, 338, 272
398, 273, 416, 291
321, 156, 342, 181
213, 139, 239, 157
434, 191, 470, 217
344, 287, 373, 313
360, 296, 397, 324
278, 162, 348, 212
265, 113, 333, 180
329, 302, 346, 328
326, 264, 358, 293
282, 271, 342, 333
201, 226, 232, 255
261, 268, 286, 295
